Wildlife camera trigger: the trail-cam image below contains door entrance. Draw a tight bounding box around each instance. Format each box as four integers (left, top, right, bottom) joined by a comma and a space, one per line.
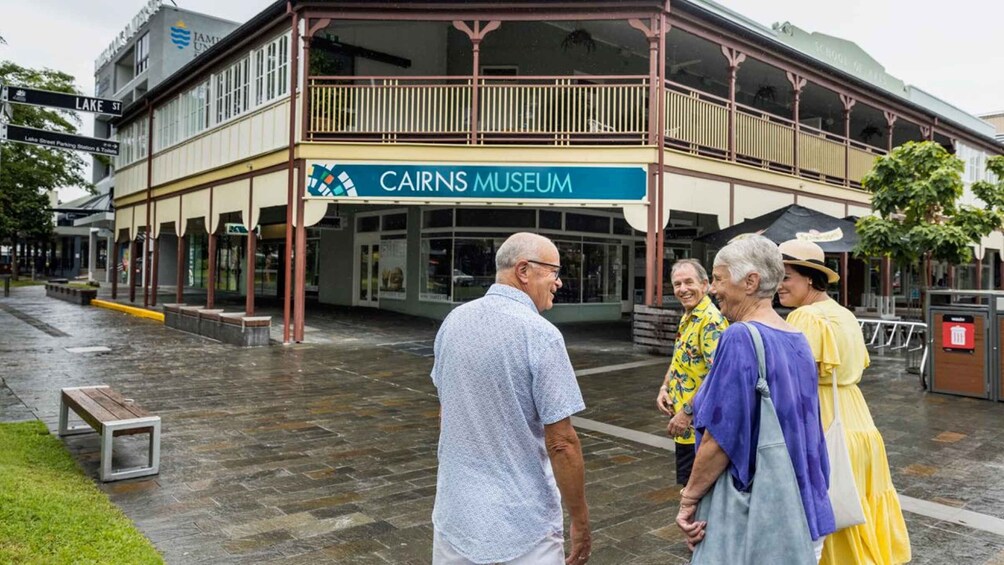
354, 235, 380, 307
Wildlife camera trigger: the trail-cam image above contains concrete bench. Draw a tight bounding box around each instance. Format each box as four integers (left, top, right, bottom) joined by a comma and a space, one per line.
45, 282, 98, 305
164, 303, 271, 347
58, 385, 161, 482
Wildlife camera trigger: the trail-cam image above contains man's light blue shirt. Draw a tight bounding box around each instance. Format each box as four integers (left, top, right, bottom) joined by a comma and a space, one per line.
431, 284, 586, 564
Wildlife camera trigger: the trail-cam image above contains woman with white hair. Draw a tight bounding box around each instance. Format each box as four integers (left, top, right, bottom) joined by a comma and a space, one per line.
676, 235, 835, 563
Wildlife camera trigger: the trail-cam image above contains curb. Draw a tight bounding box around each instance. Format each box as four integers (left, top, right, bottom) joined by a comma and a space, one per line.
91, 299, 165, 322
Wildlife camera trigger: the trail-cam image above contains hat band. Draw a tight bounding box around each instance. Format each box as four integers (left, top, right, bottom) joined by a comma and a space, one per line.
782, 253, 826, 267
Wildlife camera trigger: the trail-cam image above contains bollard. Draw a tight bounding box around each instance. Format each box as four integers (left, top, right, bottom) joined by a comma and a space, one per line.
2, 275, 10, 298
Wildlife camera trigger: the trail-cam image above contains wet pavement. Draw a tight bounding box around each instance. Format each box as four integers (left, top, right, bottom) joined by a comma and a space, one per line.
3, 284, 1004, 563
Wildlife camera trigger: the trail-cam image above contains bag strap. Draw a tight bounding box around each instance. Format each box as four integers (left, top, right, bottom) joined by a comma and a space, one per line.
819, 315, 842, 427
740, 322, 770, 399
830, 367, 841, 425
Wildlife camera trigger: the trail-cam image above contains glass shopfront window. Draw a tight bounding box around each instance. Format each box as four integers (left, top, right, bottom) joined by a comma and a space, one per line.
420, 235, 627, 305
453, 238, 505, 302
422, 238, 452, 301
187, 233, 209, 288
306, 228, 321, 293
417, 207, 640, 306
554, 241, 582, 303
256, 242, 280, 297
214, 235, 245, 292
583, 242, 620, 303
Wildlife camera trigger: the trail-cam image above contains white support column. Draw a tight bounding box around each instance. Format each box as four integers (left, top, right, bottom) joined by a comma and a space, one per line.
88, 228, 99, 282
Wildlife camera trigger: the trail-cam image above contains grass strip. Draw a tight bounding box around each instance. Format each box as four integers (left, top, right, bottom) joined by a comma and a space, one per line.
0, 421, 163, 564
9, 279, 45, 288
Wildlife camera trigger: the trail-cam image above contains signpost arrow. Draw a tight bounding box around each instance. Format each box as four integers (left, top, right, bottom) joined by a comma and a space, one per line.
1, 123, 119, 156
2, 85, 123, 116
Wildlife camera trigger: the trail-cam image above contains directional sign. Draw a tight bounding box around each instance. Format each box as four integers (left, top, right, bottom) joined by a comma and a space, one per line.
2, 85, 122, 116
1, 123, 119, 156
225, 223, 260, 236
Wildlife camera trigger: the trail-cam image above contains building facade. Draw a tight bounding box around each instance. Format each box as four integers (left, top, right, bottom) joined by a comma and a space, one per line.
108, 0, 1004, 341
58, 0, 238, 282
981, 111, 1004, 143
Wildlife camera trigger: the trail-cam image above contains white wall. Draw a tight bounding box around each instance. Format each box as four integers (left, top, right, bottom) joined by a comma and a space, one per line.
666, 173, 730, 228
798, 196, 846, 218
733, 185, 794, 222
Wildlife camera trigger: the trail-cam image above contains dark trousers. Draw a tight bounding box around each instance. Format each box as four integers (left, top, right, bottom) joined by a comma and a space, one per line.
675, 441, 695, 485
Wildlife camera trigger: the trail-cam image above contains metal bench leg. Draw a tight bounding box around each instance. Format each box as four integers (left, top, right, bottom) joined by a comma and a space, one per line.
58, 398, 95, 437
99, 417, 161, 482
100, 428, 115, 482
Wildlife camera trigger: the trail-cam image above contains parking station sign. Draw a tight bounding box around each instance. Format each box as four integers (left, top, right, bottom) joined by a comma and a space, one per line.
1, 123, 120, 156
942, 314, 975, 352
305, 162, 648, 204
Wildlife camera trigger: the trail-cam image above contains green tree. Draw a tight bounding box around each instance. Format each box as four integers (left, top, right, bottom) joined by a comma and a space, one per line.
1, 61, 90, 278
855, 141, 1004, 288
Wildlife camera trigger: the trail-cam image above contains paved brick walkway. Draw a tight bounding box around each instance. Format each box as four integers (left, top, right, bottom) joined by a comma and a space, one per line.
3, 285, 1004, 563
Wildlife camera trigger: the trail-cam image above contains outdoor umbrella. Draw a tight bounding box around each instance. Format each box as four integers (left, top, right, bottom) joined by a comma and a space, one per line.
694, 204, 859, 253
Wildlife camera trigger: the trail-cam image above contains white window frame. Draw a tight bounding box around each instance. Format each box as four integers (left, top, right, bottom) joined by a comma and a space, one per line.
135, 33, 150, 75
137, 31, 292, 155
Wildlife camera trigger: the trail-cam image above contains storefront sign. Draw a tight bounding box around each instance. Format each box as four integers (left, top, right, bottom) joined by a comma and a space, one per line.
942, 314, 975, 352
306, 162, 647, 204
224, 223, 259, 236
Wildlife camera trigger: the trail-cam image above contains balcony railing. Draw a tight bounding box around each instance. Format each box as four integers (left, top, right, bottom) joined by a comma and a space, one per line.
305, 75, 885, 188
308, 75, 649, 144
663, 80, 884, 187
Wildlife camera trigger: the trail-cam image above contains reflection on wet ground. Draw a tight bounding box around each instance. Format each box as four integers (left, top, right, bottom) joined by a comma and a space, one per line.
3, 285, 1004, 563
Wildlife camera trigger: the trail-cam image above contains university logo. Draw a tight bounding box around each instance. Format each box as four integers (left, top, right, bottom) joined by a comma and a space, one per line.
170, 20, 191, 49
308, 164, 357, 197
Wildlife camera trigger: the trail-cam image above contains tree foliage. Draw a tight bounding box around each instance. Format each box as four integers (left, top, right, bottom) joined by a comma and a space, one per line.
0, 61, 90, 252
855, 141, 1004, 267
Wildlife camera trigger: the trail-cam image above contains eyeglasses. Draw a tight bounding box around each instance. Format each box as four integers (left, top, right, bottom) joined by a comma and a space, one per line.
527, 259, 561, 279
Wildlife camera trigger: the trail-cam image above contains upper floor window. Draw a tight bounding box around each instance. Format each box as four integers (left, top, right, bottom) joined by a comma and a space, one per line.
135, 33, 150, 75
254, 34, 289, 106
139, 32, 292, 154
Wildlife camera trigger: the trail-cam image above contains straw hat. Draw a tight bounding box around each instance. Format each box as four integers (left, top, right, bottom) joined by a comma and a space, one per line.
778, 239, 839, 283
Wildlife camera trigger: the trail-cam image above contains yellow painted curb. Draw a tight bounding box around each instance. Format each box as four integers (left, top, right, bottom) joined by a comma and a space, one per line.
91, 299, 165, 323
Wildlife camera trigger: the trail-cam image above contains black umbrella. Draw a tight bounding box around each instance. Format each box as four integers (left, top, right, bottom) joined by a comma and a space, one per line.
694, 204, 859, 253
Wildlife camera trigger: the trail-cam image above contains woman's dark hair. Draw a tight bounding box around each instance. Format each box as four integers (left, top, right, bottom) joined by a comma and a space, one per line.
790, 263, 829, 291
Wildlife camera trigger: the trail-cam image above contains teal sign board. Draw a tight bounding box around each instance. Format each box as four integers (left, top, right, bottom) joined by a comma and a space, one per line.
306, 162, 647, 202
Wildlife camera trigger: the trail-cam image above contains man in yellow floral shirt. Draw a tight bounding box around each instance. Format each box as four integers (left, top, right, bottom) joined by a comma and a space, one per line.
655, 259, 727, 485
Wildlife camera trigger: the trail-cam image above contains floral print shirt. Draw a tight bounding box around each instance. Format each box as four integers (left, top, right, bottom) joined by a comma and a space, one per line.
664, 294, 727, 444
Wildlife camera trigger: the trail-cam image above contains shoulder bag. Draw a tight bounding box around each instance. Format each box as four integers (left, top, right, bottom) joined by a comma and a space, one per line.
824, 365, 866, 529
690, 322, 816, 565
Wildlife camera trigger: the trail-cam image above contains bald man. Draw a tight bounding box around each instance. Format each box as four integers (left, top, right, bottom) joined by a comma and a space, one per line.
431, 232, 592, 565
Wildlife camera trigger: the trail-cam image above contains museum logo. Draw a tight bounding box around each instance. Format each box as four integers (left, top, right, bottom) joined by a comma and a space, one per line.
308, 164, 357, 197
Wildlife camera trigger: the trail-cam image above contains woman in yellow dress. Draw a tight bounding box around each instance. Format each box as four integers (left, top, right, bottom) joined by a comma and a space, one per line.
777, 239, 911, 565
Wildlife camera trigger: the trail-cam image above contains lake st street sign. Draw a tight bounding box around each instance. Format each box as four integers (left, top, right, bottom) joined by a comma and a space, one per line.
1, 123, 120, 156
1, 85, 123, 116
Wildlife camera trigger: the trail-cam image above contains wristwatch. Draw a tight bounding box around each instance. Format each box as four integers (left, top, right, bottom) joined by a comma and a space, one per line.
682, 402, 693, 416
